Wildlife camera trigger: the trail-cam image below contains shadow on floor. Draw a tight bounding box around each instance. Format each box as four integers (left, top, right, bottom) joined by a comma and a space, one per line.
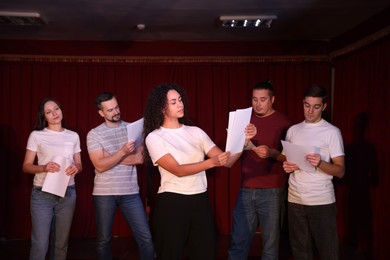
0, 234, 368, 259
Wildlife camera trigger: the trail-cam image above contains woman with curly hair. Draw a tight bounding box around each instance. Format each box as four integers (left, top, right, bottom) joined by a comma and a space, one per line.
143, 83, 255, 260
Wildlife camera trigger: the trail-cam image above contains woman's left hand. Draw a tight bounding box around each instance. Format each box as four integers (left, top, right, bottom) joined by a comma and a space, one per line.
65, 164, 79, 176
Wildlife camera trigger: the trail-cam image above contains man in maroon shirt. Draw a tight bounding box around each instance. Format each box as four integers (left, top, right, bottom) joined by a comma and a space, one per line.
228, 80, 292, 260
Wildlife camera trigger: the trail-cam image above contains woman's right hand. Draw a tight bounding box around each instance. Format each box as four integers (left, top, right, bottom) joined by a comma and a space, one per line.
44, 162, 60, 173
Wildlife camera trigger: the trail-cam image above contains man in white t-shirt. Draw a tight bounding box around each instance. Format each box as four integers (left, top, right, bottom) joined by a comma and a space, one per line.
282, 84, 345, 260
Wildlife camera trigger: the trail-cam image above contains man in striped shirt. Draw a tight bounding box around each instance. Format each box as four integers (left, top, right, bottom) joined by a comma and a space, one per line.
87, 92, 154, 260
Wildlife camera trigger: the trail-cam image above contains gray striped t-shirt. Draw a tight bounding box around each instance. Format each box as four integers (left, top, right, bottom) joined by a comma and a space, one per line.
87, 121, 139, 195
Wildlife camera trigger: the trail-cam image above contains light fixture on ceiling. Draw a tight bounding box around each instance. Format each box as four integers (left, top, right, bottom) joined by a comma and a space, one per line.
219, 15, 277, 28
0, 11, 45, 26
136, 23, 146, 30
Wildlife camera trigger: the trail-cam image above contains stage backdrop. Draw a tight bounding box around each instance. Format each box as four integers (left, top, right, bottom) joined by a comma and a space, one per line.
332, 35, 390, 260
0, 54, 330, 239
1, 34, 389, 259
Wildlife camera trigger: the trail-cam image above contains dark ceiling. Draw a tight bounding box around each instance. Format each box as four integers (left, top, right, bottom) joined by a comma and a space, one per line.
0, 0, 389, 42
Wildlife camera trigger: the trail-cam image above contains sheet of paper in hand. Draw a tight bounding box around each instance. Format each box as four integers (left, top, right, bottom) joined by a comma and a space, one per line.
42, 156, 72, 197
281, 140, 318, 173
225, 107, 252, 154
127, 118, 144, 147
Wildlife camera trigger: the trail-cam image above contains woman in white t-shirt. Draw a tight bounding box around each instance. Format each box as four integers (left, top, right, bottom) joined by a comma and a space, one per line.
22, 98, 82, 260
143, 83, 255, 260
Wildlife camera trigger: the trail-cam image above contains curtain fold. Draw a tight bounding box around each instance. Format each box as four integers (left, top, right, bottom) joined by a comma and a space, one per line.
332, 37, 390, 259
1, 58, 331, 239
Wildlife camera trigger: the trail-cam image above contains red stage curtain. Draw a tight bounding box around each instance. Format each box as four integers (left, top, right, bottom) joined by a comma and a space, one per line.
0, 58, 330, 239
332, 36, 390, 259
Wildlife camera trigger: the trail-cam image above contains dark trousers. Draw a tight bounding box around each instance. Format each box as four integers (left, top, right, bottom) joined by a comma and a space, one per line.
288, 202, 339, 260
152, 191, 216, 260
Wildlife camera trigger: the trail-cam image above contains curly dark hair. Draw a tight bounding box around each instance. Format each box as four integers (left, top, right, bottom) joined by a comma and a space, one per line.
142, 83, 192, 160
33, 97, 66, 131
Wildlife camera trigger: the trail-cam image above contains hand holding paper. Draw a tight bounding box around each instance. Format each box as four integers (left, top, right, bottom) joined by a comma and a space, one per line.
283, 160, 300, 173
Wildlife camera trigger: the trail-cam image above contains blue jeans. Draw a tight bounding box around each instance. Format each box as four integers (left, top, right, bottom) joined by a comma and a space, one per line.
93, 194, 155, 260
288, 202, 339, 260
228, 188, 285, 260
29, 185, 76, 260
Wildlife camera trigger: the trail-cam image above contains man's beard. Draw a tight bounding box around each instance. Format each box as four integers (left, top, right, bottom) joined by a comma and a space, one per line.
108, 114, 121, 123
255, 112, 264, 117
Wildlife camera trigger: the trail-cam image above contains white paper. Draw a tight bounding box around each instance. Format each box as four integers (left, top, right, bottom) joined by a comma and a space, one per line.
225, 107, 252, 153
281, 140, 317, 173
42, 156, 72, 197
126, 118, 144, 147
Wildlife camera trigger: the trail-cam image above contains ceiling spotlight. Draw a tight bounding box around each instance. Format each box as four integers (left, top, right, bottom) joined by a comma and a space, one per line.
220, 15, 277, 28
0, 11, 45, 26
136, 23, 146, 30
